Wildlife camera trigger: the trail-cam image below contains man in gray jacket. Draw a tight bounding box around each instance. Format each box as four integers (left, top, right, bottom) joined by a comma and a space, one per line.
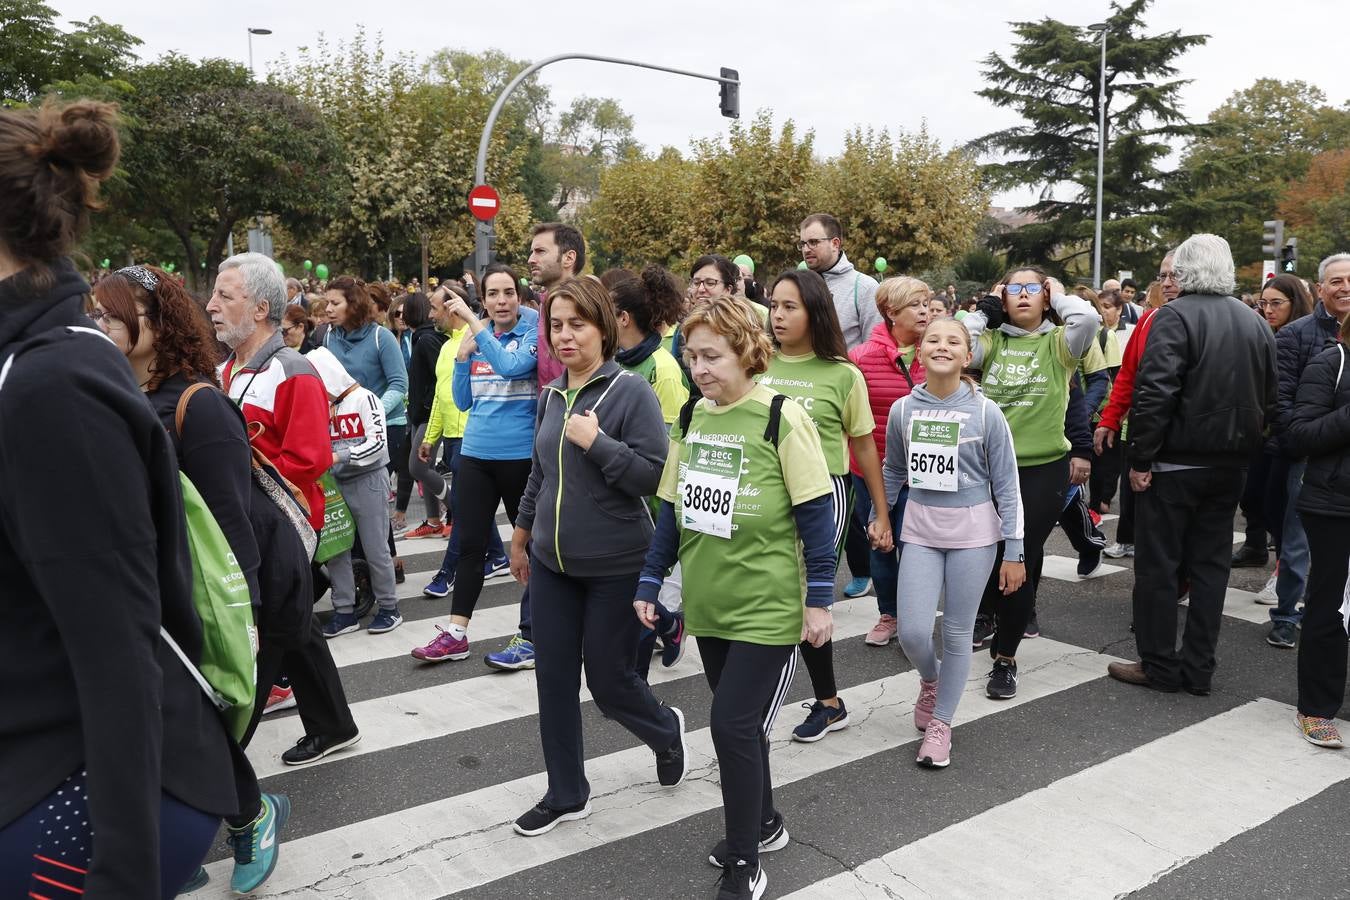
799, 213, 883, 349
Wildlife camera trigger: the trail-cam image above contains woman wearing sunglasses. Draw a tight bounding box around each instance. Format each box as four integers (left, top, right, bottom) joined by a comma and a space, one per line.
963, 268, 1100, 699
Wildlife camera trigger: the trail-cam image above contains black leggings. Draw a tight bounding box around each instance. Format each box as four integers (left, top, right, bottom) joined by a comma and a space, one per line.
980, 456, 1068, 659
698, 637, 796, 866
1090, 438, 1123, 511
798, 474, 851, 701
1296, 512, 1350, 719
452, 455, 532, 621
0, 769, 219, 899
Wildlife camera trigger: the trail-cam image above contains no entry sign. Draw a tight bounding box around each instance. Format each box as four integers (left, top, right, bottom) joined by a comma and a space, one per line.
468, 184, 501, 221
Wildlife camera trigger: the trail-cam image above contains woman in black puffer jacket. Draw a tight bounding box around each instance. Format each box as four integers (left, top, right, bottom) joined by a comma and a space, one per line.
1286, 317, 1350, 750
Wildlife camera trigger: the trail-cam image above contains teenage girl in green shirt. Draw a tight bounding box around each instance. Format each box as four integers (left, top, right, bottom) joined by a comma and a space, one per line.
762, 269, 893, 744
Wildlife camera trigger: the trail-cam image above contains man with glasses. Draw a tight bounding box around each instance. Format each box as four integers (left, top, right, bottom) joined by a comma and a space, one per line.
1265, 253, 1350, 649
799, 213, 882, 348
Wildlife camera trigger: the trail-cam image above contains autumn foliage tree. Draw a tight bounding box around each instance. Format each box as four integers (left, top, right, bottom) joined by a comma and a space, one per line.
1279, 149, 1350, 269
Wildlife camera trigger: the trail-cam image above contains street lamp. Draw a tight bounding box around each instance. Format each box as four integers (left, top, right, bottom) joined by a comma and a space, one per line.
247, 27, 273, 78
1088, 22, 1109, 290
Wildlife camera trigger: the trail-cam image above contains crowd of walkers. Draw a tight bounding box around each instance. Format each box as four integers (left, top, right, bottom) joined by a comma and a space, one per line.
4, 99, 1350, 900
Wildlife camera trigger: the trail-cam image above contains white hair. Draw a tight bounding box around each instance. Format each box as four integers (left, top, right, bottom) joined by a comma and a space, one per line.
1318, 253, 1350, 283
219, 252, 287, 324
1173, 234, 1235, 296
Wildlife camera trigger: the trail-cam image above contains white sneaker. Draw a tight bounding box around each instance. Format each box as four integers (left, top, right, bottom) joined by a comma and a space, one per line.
1255, 569, 1278, 605
1104, 542, 1134, 559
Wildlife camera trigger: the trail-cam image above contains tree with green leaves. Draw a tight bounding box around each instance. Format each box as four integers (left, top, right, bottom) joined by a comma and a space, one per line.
585, 147, 696, 271
0, 0, 141, 104
972, 0, 1207, 279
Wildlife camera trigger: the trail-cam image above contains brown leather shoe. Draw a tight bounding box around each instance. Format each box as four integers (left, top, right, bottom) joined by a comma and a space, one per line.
1107, 661, 1179, 693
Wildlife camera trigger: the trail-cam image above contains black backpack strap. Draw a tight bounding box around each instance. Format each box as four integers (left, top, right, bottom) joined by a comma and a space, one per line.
764, 393, 786, 448
677, 393, 700, 438
1098, 327, 1108, 352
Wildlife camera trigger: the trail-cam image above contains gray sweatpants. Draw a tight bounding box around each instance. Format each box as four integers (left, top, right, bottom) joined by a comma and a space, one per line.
896, 542, 998, 724
329, 467, 399, 614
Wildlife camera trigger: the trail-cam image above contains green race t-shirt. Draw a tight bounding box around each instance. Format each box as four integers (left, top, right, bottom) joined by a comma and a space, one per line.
622, 345, 689, 426
759, 351, 873, 475
978, 326, 1075, 466
657, 382, 832, 645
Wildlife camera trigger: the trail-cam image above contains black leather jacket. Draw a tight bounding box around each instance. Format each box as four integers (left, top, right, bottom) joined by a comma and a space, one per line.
1287, 343, 1350, 518
1128, 293, 1278, 471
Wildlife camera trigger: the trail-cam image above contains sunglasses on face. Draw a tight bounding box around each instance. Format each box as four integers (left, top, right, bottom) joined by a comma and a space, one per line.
1005, 283, 1044, 296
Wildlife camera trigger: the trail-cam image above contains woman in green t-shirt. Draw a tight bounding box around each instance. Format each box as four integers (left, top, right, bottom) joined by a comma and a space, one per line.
963, 266, 1100, 700
612, 266, 690, 425
761, 269, 893, 745
634, 297, 837, 899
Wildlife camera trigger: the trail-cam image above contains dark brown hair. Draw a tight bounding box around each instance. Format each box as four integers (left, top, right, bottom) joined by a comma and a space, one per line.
326, 275, 376, 330
0, 99, 120, 267
366, 280, 392, 314
97, 266, 223, 391
283, 303, 312, 335
1263, 274, 1315, 325
548, 276, 618, 361
769, 269, 849, 362
611, 265, 683, 335
799, 213, 843, 242
532, 222, 587, 274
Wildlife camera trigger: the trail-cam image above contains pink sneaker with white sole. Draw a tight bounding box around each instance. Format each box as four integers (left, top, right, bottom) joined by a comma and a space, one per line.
917, 719, 951, 768
914, 679, 938, 732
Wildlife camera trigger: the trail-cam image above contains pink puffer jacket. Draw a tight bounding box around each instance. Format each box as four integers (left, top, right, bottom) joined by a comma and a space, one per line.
847, 322, 925, 476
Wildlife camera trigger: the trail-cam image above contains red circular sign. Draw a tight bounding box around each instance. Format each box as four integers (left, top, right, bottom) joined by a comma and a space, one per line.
468, 184, 501, 221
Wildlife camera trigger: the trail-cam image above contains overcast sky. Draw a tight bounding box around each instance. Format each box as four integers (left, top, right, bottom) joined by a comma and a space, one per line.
64, 0, 1349, 208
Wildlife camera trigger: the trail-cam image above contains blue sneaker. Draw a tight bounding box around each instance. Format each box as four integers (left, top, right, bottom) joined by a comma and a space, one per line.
227, 792, 290, 894
790, 698, 850, 743
661, 613, 686, 668
179, 866, 209, 893
485, 634, 535, 670
843, 577, 872, 598
423, 570, 453, 598
322, 611, 360, 638
484, 554, 511, 579
367, 608, 404, 634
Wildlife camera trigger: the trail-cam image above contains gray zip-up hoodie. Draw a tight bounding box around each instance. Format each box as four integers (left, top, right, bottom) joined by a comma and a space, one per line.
881, 381, 1025, 557
962, 290, 1101, 368
516, 359, 669, 577
822, 252, 883, 349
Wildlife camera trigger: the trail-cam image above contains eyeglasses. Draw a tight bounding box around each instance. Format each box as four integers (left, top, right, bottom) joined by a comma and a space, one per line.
797, 238, 833, 250
1005, 283, 1043, 296
1257, 299, 1289, 310
89, 309, 147, 326
691, 278, 725, 290
391, 311, 404, 319
1158, 271, 1178, 282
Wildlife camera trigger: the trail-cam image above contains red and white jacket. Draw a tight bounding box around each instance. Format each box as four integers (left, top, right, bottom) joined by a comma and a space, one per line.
221, 332, 331, 531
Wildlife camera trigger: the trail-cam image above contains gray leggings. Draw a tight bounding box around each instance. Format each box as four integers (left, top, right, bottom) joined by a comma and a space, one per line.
408, 422, 449, 522
896, 542, 999, 724
329, 467, 399, 613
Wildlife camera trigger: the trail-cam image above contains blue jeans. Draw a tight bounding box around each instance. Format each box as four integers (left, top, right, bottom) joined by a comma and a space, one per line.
1274, 461, 1309, 625
853, 474, 906, 617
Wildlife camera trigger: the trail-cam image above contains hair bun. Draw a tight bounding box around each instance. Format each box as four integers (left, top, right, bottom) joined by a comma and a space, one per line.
39, 100, 120, 181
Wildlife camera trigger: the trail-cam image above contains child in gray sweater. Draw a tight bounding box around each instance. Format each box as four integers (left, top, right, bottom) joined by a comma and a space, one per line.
877, 319, 1025, 768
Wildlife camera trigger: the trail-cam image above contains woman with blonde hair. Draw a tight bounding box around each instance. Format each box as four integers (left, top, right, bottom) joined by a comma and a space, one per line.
636, 296, 837, 898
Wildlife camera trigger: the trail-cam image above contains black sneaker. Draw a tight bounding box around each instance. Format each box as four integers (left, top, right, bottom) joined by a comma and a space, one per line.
1231, 545, 1269, 568
714, 859, 767, 900
972, 614, 995, 650
656, 706, 688, 786
1266, 621, 1297, 649
1077, 548, 1103, 578
280, 731, 361, 766
512, 799, 591, 837
708, 812, 789, 867
1022, 613, 1040, 639
352, 560, 375, 620
986, 658, 1018, 699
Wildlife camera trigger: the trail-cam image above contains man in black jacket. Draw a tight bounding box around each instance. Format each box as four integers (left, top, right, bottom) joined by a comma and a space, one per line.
1107, 234, 1278, 694
1264, 253, 1350, 648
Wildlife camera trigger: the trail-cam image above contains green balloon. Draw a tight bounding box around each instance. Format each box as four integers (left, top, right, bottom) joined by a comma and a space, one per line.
315, 263, 329, 280
519, 277, 529, 287
797, 261, 809, 270
303, 259, 313, 271
875, 257, 888, 274
101, 258, 110, 269
165, 263, 175, 273
733, 254, 754, 275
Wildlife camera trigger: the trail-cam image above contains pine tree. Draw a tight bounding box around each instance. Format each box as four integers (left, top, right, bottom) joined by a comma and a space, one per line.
971, 0, 1207, 280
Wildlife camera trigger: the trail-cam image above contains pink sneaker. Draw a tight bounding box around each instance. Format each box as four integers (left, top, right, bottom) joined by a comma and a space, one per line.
411, 625, 469, 662
865, 614, 898, 646
917, 719, 951, 768
914, 679, 938, 732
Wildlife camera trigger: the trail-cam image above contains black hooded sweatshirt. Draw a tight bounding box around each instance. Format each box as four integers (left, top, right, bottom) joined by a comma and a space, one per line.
0, 259, 236, 897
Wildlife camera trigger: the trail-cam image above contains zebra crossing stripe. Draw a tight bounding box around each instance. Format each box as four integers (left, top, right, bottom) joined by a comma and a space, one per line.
200, 637, 1115, 898
780, 698, 1350, 899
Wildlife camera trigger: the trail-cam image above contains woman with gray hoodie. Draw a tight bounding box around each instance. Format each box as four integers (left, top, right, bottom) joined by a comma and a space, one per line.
508, 277, 686, 838
882, 319, 1026, 768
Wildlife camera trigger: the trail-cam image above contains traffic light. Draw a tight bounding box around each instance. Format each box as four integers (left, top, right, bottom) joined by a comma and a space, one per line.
1262, 219, 1284, 257
1280, 238, 1299, 274
719, 67, 740, 119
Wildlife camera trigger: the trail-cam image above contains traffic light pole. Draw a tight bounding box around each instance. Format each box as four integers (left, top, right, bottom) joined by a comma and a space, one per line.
472, 53, 740, 276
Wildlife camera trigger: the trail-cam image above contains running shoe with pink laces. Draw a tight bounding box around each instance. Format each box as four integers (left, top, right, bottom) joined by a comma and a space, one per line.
865, 614, 897, 646
411, 626, 469, 662
914, 679, 938, 732
1297, 713, 1344, 748
917, 719, 951, 768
